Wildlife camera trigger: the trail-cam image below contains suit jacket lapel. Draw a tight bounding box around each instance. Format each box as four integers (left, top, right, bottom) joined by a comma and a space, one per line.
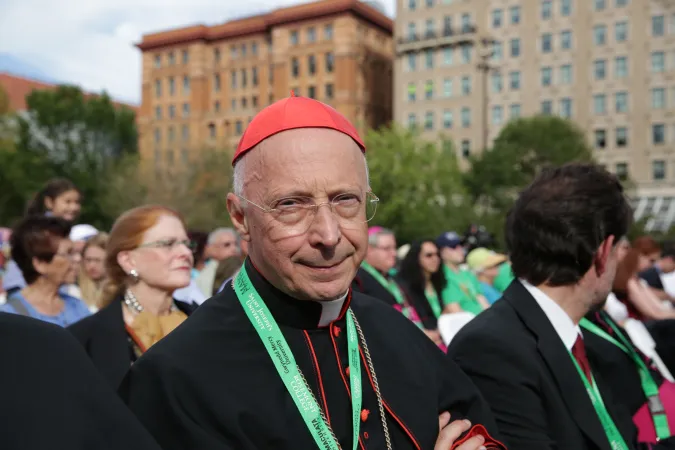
503, 282, 612, 450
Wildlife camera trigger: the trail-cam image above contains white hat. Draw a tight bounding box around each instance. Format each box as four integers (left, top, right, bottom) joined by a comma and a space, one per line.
69, 224, 98, 242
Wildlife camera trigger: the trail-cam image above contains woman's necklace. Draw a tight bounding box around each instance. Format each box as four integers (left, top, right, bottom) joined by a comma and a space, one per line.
123, 289, 177, 314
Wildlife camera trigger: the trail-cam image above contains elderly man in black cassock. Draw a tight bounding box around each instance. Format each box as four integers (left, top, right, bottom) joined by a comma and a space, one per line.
119, 94, 506, 450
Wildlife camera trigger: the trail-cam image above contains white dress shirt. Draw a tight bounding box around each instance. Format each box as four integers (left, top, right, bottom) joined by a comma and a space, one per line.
520, 279, 581, 351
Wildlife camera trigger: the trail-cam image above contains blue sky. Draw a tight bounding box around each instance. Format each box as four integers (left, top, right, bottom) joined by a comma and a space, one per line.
0, 0, 395, 105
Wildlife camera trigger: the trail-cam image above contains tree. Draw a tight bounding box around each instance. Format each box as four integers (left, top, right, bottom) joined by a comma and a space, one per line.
462, 115, 595, 244
8, 85, 138, 228
365, 126, 469, 244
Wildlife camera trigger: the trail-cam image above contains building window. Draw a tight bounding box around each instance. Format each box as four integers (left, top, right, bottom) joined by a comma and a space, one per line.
616, 0, 628, 6
461, 14, 471, 32
252, 96, 258, 108
181, 125, 189, 141
510, 6, 521, 24
408, 22, 416, 40
653, 160, 666, 180
594, 59, 606, 80
541, 1, 552, 20
231, 46, 238, 59
307, 27, 316, 43
424, 111, 434, 130
241, 97, 248, 109
168, 105, 175, 118
594, 94, 606, 114
561, 30, 572, 50
541, 100, 553, 115
491, 72, 503, 92
326, 52, 334, 73
425, 49, 434, 69
168, 126, 175, 142
241, 44, 247, 57
492, 105, 503, 125
168, 76, 175, 96
155, 106, 161, 120
615, 21, 628, 42
213, 74, 220, 92
154, 54, 161, 68
461, 44, 471, 63
425, 80, 434, 99
307, 86, 316, 99
252, 67, 258, 86
443, 110, 453, 128
443, 47, 453, 65
461, 107, 471, 127
325, 84, 334, 99
492, 42, 503, 61
443, 78, 453, 97
168, 52, 175, 65
594, 25, 606, 46
509, 71, 521, 90
541, 67, 552, 86
241, 69, 247, 87
208, 123, 216, 139
324, 24, 333, 40
510, 103, 521, 119
594, 0, 605, 10
292, 58, 299, 77
154, 128, 161, 144
183, 76, 190, 94
616, 163, 628, 181
616, 127, 628, 147
560, 64, 572, 84
308, 55, 316, 75
214, 101, 220, 113
652, 52, 665, 72
652, 88, 666, 109
510, 38, 520, 57
252, 43, 258, 55
653, 15, 665, 37
182, 103, 190, 118
235, 121, 243, 135
408, 0, 416, 10
407, 53, 416, 71
492, 9, 502, 28
408, 113, 417, 129
425, 0, 433, 6
461, 140, 471, 158
615, 56, 628, 78
615, 92, 628, 113
560, 98, 572, 118
408, 83, 417, 102
653, 124, 665, 144
594, 129, 606, 148
461, 76, 471, 95
443, 15, 452, 34
542, 33, 552, 52
182, 50, 189, 64
231, 70, 237, 88
213, 48, 221, 64
231, 99, 236, 111
290, 30, 298, 45
425, 18, 435, 38
561, 0, 572, 16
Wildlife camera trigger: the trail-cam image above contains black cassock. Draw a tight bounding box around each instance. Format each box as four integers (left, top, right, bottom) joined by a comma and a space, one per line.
119, 259, 506, 449
0, 313, 161, 450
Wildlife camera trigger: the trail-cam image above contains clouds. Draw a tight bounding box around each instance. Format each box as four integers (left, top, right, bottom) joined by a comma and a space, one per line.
0, 0, 395, 105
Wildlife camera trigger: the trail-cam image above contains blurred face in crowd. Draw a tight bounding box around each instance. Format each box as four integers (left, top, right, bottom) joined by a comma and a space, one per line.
616, 238, 631, 263
228, 128, 369, 301
45, 189, 81, 222
419, 242, 441, 275
34, 238, 81, 285
83, 245, 106, 281
660, 256, 675, 274
119, 215, 193, 293
440, 244, 465, 266
482, 264, 501, 281
638, 253, 655, 272
367, 233, 397, 274
209, 231, 238, 261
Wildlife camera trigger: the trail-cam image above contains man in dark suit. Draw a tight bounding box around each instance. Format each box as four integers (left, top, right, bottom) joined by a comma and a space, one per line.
448, 163, 675, 449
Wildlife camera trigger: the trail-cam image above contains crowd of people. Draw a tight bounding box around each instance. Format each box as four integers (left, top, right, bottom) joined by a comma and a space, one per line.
1, 94, 675, 449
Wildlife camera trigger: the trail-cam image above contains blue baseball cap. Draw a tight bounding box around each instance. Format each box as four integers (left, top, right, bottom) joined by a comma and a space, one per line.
436, 231, 463, 249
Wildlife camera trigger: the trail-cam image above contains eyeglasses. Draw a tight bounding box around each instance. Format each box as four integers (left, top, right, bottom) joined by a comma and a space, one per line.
237, 191, 379, 238
54, 250, 81, 260
137, 239, 196, 252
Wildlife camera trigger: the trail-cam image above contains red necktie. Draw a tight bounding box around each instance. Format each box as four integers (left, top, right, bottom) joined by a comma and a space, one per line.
572, 335, 592, 383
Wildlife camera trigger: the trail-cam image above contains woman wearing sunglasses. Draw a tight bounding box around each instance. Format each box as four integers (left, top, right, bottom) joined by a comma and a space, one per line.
69, 205, 197, 389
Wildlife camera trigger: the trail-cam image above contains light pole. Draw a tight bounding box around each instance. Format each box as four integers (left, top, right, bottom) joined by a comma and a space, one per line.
477, 40, 496, 151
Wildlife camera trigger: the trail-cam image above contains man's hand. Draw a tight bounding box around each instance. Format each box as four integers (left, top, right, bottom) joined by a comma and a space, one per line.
435, 412, 486, 450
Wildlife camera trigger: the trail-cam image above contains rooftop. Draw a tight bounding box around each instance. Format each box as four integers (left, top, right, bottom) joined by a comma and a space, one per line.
136, 0, 393, 52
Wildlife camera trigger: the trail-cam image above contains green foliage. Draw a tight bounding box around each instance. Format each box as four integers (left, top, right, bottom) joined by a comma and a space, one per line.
365, 125, 469, 244
462, 115, 595, 245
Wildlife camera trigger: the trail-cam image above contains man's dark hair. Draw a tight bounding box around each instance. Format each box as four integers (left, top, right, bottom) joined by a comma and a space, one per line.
660, 242, 675, 260
10, 216, 72, 284
506, 163, 632, 286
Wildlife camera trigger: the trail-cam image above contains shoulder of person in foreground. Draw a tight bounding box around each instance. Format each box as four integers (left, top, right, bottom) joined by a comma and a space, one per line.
0, 314, 161, 450
350, 291, 507, 449
447, 303, 557, 450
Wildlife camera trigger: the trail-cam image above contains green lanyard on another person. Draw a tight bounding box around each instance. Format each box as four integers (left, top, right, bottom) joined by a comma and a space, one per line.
360, 262, 409, 319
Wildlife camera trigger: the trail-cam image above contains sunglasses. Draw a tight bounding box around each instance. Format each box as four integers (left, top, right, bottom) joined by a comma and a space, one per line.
423, 252, 439, 258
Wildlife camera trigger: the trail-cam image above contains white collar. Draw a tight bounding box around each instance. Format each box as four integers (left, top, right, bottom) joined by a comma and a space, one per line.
520, 279, 581, 350
317, 292, 348, 327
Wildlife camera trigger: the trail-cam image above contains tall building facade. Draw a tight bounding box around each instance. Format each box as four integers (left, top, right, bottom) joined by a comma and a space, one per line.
137, 0, 392, 172
394, 0, 675, 231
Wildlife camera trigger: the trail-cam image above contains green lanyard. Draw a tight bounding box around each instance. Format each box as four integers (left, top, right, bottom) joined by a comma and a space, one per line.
234, 265, 362, 450
568, 350, 630, 450
580, 317, 671, 440
424, 288, 442, 319
360, 262, 409, 318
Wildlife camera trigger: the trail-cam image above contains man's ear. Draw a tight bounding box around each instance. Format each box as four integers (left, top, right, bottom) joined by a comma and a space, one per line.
595, 235, 616, 276
227, 193, 251, 243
